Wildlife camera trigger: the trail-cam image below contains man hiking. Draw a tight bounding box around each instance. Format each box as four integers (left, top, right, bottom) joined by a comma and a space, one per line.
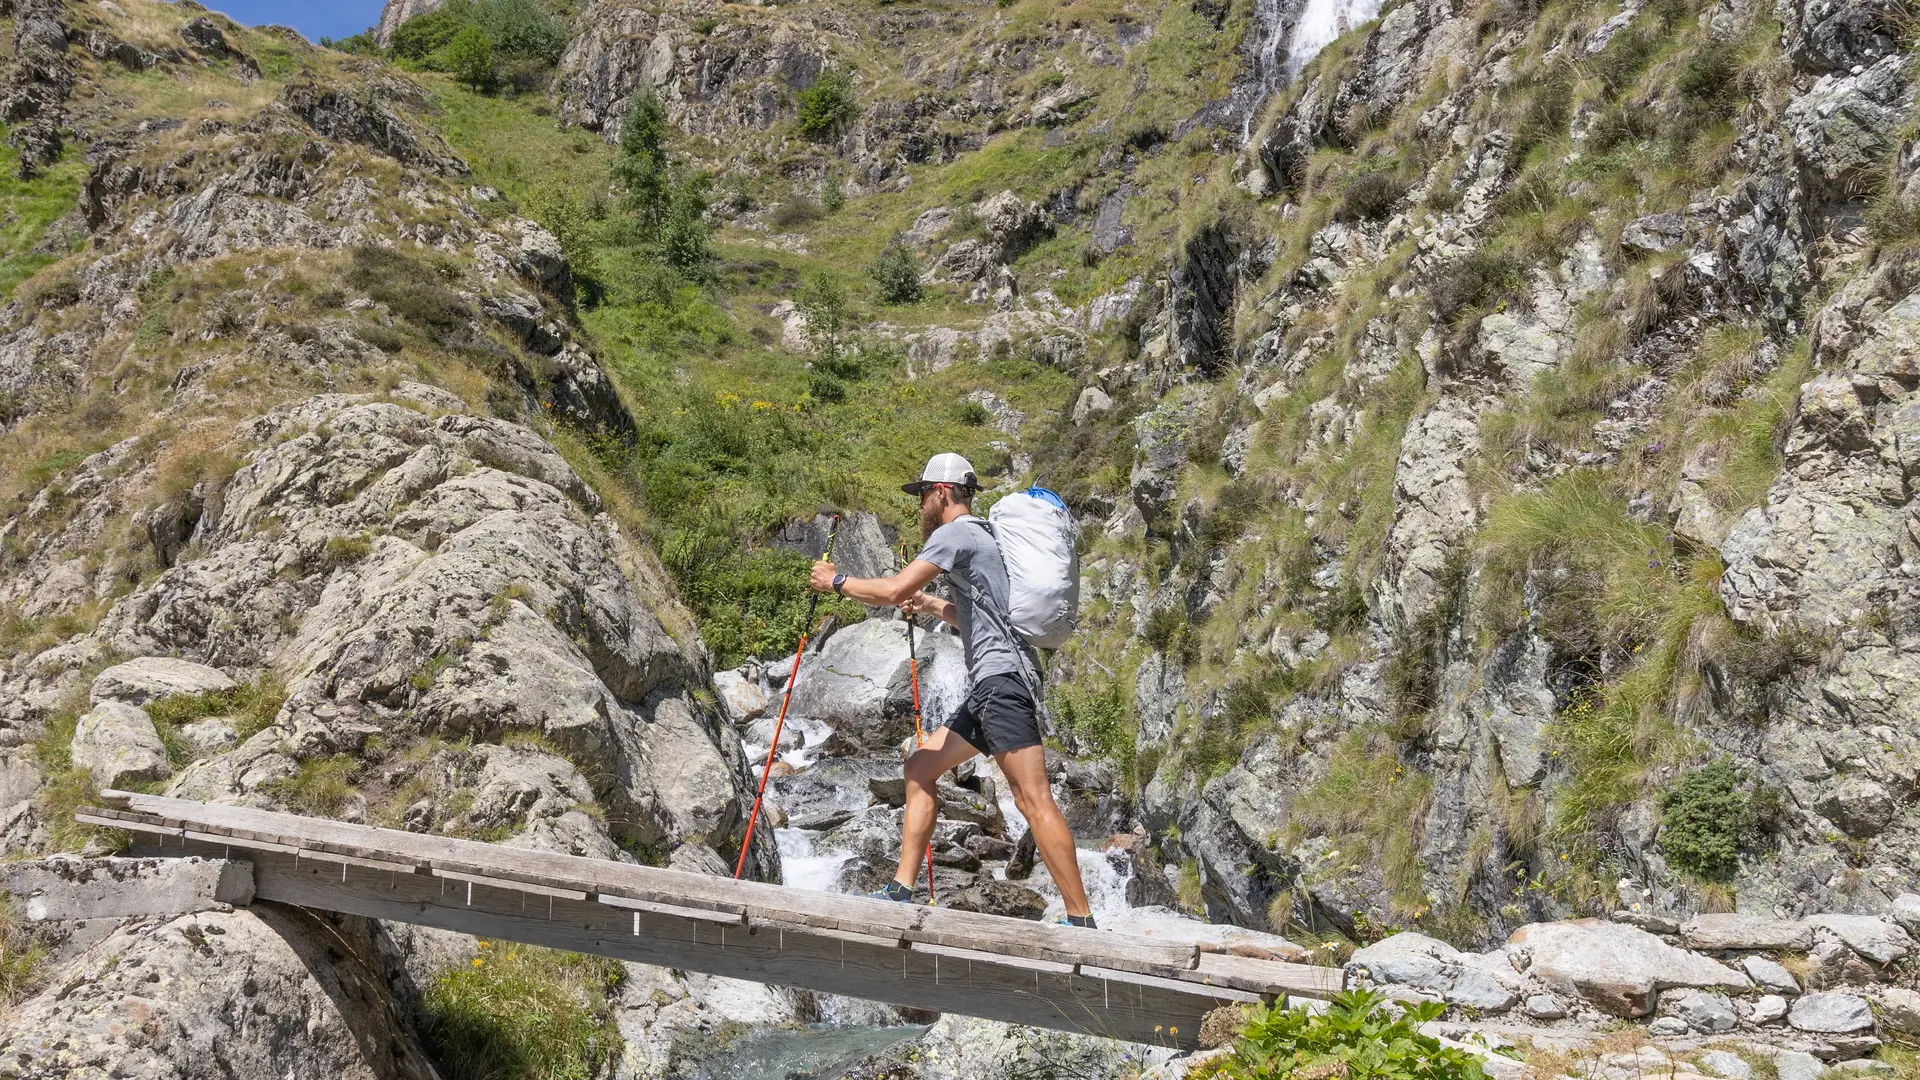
809, 453, 1097, 928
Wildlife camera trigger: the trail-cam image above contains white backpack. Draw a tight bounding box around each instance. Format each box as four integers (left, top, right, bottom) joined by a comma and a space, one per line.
984, 487, 1080, 649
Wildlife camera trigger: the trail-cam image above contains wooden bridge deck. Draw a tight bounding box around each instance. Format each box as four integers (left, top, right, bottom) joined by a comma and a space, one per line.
79, 791, 1342, 1050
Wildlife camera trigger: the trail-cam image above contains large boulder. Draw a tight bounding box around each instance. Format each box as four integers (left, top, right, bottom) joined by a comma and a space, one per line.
1509, 919, 1750, 1017
1809, 914, 1914, 965
1789, 991, 1876, 1033
0, 907, 437, 1078
69, 700, 170, 789
787, 620, 964, 751
1681, 913, 1815, 951
1348, 932, 1520, 1012
90, 656, 237, 706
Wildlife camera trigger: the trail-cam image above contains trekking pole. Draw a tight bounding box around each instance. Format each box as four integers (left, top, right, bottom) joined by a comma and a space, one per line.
902, 542, 937, 905
735, 514, 841, 880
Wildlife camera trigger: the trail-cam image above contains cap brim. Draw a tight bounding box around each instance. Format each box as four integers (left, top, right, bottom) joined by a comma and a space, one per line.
902, 481, 932, 496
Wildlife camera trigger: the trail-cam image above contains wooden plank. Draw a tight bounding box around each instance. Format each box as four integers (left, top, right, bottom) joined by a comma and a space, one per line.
911, 940, 1075, 975
597, 894, 746, 927
1189, 952, 1345, 998
202, 840, 1231, 1049
434, 868, 589, 902
1082, 965, 1263, 1004
907, 905, 1197, 976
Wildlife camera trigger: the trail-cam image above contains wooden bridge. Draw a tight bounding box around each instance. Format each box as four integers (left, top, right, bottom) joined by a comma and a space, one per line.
79, 791, 1343, 1050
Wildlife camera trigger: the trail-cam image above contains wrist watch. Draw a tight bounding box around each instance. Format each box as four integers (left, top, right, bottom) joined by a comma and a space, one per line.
832, 573, 847, 595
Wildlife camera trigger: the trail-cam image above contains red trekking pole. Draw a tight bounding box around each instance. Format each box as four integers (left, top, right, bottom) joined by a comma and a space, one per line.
735, 515, 841, 879
903, 542, 937, 905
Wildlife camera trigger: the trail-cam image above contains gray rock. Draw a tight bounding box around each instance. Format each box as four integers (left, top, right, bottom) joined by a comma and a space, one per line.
1349, 932, 1519, 1012
786, 620, 925, 750
1744, 955, 1801, 995
1775, 1050, 1825, 1080
940, 879, 1047, 920
69, 700, 170, 789
1681, 913, 1814, 951
1523, 994, 1566, 1019
1509, 919, 1749, 1017
90, 656, 237, 706
1622, 212, 1686, 253
1808, 913, 1914, 964
1789, 991, 1875, 1033
1875, 987, 1920, 1035
1072, 386, 1113, 425
1648, 1016, 1689, 1036
1752, 994, 1791, 1024
177, 716, 238, 754
1661, 987, 1738, 1033
0, 907, 437, 1077
1697, 1050, 1753, 1080
1816, 776, 1896, 838
1890, 894, 1920, 936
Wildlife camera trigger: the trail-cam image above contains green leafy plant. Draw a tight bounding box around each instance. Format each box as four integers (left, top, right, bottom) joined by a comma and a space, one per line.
868, 239, 923, 304
1195, 989, 1489, 1080
448, 26, 498, 92
796, 67, 855, 139
614, 89, 670, 229
1658, 760, 1749, 881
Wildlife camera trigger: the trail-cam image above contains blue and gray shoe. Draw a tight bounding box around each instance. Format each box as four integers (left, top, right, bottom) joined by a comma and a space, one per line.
1054, 913, 1098, 929
867, 881, 915, 904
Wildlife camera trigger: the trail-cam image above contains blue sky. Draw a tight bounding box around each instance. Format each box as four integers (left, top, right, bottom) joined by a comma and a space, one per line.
199, 1, 387, 42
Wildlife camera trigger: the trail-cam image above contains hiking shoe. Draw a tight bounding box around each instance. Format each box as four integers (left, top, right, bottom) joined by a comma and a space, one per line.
867, 881, 915, 904
1055, 913, 1098, 929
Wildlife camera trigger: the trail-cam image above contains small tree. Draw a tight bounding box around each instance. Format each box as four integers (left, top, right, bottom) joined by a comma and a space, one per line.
868, 240, 921, 304
661, 173, 713, 278
448, 26, 497, 91
798, 273, 859, 401
614, 89, 671, 231
796, 67, 854, 139
471, 0, 565, 60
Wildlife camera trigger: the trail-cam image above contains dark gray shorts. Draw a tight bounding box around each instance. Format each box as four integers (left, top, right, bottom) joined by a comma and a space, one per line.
945, 674, 1043, 757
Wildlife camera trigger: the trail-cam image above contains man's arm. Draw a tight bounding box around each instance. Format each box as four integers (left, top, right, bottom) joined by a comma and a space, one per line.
810, 557, 943, 608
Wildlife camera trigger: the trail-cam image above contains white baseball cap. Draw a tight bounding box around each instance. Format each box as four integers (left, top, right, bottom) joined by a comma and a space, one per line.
902, 452, 979, 496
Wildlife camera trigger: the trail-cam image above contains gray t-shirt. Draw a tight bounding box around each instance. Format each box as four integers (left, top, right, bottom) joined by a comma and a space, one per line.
918, 516, 1022, 682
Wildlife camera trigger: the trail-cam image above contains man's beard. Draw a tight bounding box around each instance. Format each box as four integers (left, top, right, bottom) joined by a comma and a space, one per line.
919, 498, 942, 539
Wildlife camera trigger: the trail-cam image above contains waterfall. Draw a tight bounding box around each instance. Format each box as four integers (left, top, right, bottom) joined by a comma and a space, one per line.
1286, 0, 1384, 79
1238, 0, 1386, 141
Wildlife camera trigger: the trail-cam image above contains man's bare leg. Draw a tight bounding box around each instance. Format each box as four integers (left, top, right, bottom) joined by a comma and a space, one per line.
995, 744, 1092, 918
893, 725, 980, 891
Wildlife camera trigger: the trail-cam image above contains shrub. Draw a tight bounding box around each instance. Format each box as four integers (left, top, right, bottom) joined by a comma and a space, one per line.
868, 241, 922, 304
417, 943, 624, 1080
1430, 249, 1520, 324
448, 26, 497, 91
796, 67, 855, 139
471, 0, 565, 61
1334, 171, 1411, 222
0, 905, 48, 1007
769, 196, 823, 229
1658, 760, 1748, 881
659, 174, 713, 279
1195, 989, 1488, 1080
1054, 682, 1134, 777
391, 1, 473, 64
